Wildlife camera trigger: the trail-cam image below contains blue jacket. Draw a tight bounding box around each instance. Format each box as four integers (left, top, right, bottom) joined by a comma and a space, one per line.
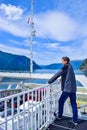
48, 64, 77, 93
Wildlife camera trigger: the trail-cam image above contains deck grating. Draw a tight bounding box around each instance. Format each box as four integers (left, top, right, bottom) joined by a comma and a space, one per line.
47, 116, 87, 130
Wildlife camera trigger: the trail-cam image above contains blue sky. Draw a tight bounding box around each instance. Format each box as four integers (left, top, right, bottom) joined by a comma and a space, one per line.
0, 0, 87, 65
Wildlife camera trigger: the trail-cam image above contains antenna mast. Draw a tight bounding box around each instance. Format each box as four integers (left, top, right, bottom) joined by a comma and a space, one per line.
30, 0, 35, 73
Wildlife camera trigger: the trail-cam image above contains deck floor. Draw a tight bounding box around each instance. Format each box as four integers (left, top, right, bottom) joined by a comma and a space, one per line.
47, 116, 87, 130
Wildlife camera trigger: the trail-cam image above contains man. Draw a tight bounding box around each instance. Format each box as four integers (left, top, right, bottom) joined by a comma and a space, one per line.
47, 57, 78, 125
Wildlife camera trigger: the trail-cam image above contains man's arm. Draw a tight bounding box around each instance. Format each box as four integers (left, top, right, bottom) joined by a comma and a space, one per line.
47, 69, 63, 84
47, 65, 69, 84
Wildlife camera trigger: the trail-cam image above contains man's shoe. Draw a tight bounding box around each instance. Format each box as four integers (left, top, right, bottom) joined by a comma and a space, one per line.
56, 117, 62, 120
70, 120, 78, 126
54, 112, 62, 120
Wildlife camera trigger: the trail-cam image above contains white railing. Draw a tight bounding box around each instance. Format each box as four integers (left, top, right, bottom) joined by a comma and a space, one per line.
0, 83, 61, 130
0, 81, 87, 130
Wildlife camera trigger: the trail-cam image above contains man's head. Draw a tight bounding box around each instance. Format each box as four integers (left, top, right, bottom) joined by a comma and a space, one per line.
62, 57, 70, 65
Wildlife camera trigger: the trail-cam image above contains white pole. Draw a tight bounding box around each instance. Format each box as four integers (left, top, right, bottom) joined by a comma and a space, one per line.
30, 0, 34, 74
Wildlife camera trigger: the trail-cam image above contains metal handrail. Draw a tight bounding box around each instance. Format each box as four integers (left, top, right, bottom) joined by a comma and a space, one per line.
0, 81, 87, 130
0, 83, 61, 130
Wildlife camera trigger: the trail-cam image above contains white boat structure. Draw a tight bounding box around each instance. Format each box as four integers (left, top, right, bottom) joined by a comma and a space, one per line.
0, 74, 87, 130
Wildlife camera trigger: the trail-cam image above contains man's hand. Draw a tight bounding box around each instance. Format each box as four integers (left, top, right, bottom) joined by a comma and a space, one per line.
58, 79, 61, 83
46, 82, 50, 86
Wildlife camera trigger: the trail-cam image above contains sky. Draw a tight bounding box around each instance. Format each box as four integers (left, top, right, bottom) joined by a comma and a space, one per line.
0, 0, 87, 65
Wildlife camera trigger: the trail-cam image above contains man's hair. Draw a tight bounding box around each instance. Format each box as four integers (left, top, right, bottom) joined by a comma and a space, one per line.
62, 57, 70, 63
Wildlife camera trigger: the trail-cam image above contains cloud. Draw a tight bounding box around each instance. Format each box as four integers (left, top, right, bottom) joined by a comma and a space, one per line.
34, 41, 86, 64
0, 43, 30, 57
35, 11, 80, 41
0, 5, 86, 41
47, 43, 60, 50
0, 3, 87, 64
0, 6, 80, 40
8, 39, 22, 45
8, 39, 30, 47
0, 41, 86, 65
45, 42, 74, 53
0, 43, 39, 62
0, 3, 29, 37
0, 4, 24, 20
0, 16, 29, 37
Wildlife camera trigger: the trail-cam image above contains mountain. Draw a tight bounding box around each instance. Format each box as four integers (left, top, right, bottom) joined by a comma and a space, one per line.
0, 51, 41, 71
42, 60, 83, 70
43, 63, 62, 70
80, 59, 87, 70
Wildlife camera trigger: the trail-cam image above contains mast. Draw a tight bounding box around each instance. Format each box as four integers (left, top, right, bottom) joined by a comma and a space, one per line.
30, 0, 35, 73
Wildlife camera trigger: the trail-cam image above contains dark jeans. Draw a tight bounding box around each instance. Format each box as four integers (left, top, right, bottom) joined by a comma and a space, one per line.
58, 92, 78, 122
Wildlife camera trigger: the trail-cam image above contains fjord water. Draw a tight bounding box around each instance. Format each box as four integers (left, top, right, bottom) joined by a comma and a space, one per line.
0, 69, 87, 90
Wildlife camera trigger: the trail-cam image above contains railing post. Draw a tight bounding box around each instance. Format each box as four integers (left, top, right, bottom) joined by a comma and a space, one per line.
11, 97, 14, 130
49, 84, 53, 123
5, 100, 7, 130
